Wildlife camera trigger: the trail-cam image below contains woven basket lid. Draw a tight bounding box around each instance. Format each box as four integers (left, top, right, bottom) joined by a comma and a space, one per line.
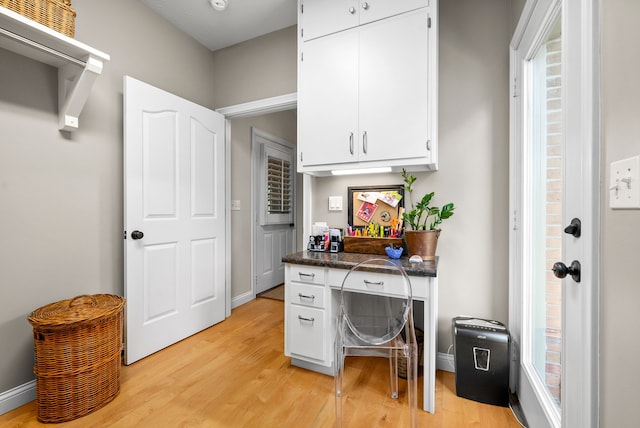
28, 294, 125, 328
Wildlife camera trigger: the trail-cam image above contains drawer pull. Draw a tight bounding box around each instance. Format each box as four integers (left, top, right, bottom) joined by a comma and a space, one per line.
363, 279, 384, 287
298, 293, 316, 300
298, 315, 315, 323
298, 272, 316, 279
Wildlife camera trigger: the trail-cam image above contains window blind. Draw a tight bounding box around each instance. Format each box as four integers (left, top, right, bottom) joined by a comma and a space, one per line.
266, 156, 291, 215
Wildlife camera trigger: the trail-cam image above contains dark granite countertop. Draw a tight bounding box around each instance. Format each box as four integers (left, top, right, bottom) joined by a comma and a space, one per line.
282, 251, 437, 277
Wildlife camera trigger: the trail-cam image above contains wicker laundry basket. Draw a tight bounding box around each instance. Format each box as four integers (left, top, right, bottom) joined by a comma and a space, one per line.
0, 0, 76, 37
28, 294, 125, 423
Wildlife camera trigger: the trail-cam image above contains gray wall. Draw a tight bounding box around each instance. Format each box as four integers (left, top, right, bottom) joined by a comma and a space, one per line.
600, 0, 640, 426
311, 0, 512, 354
212, 26, 297, 109
0, 0, 214, 393
212, 27, 300, 303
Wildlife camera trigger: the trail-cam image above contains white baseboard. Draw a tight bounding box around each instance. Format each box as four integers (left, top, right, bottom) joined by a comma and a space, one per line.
231, 291, 254, 309
437, 351, 456, 373
0, 380, 35, 416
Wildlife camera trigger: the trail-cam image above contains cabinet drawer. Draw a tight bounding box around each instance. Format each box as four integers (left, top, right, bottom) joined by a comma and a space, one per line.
289, 282, 325, 309
289, 265, 325, 285
328, 268, 430, 300
288, 305, 325, 361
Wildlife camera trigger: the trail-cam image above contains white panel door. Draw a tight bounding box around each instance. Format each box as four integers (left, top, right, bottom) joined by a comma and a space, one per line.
124, 76, 226, 364
253, 129, 295, 294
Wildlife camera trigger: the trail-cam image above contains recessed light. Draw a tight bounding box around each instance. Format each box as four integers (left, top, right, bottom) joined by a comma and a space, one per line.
208, 0, 228, 11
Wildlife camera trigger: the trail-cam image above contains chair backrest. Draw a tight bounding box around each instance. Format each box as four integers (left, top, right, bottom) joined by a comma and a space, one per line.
339, 258, 413, 345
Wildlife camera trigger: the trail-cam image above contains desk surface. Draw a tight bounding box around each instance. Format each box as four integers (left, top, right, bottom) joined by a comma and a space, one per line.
283, 251, 438, 277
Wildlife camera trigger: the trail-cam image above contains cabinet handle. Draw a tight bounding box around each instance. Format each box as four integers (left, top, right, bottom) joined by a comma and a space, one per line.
349, 132, 354, 155
298, 315, 315, 323
298, 272, 315, 279
298, 293, 316, 300
363, 279, 384, 287
362, 2, 369, 10
348, 6, 356, 14
362, 131, 368, 154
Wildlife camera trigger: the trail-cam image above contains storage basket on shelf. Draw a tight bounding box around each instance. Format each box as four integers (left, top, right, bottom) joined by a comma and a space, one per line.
0, 0, 76, 37
28, 294, 125, 423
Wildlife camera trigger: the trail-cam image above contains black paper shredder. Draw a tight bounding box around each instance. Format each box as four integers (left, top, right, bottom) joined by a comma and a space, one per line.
452, 317, 510, 407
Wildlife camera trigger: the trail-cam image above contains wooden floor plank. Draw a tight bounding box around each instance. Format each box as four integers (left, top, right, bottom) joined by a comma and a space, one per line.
0, 297, 522, 427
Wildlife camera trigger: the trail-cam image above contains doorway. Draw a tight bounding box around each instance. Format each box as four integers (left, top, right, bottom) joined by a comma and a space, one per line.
216, 94, 299, 307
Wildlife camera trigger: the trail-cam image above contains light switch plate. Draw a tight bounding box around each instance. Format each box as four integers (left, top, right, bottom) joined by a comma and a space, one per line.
610, 155, 640, 209
328, 196, 343, 211
231, 200, 241, 211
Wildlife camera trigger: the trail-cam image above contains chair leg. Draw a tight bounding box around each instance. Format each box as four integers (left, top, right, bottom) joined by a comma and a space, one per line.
389, 348, 399, 399
407, 344, 418, 428
335, 345, 344, 428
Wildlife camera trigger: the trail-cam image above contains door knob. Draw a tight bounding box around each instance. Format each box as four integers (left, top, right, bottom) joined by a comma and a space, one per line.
551, 260, 581, 283
564, 218, 581, 238
362, 2, 369, 10
348, 6, 356, 14
131, 230, 144, 240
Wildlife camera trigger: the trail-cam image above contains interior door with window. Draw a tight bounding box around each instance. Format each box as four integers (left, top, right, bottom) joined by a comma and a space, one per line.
510, 1, 598, 427
253, 128, 295, 294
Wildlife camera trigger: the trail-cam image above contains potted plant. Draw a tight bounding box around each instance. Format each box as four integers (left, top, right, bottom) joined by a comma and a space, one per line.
401, 169, 455, 260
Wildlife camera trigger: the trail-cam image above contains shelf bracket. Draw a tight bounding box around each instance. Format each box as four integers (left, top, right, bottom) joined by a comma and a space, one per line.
58, 55, 103, 132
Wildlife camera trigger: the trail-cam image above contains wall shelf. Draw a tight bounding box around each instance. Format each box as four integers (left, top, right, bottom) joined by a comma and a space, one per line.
0, 7, 110, 131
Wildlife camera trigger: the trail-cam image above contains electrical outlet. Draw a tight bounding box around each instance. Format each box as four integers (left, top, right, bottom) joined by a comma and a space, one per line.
610, 155, 640, 209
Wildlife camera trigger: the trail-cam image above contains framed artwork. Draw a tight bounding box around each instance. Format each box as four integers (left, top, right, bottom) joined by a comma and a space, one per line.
347, 185, 405, 228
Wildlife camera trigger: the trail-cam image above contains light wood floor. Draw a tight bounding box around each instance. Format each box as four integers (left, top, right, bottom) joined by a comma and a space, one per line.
0, 297, 523, 427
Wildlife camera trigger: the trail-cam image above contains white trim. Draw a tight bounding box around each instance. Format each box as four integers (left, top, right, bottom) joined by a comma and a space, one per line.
216, 93, 297, 119
436, 351, 455, 373
0, 380, 36, 416
231, 291, 254, 309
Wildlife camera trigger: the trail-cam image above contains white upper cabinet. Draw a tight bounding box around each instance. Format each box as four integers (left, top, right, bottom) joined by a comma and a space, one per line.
297, 2, 438, 175
300, 0, 429, 41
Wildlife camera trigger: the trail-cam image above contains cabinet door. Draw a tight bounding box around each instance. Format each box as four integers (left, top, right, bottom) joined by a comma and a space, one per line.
299, 29, 359, 167
358, 8, 431, 163
359, 0, 429, 26
301, 0, 359, 41
288, 305, 326, 361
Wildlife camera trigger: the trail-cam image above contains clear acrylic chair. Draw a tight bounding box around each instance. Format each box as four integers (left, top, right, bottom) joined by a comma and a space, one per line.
334, 258, 418, 428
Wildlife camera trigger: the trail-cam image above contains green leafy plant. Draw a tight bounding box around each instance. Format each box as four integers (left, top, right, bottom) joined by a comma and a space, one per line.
401, 169, 455, 230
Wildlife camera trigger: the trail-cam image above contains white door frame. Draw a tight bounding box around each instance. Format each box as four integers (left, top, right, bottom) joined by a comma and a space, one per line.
216, 93, 304, 308
509, 1, 599, 427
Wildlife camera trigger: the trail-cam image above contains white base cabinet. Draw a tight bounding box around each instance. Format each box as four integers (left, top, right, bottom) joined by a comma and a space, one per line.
284, 262, 438, 413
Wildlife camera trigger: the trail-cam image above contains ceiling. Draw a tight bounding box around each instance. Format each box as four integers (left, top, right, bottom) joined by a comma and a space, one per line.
138, 0, 298, 52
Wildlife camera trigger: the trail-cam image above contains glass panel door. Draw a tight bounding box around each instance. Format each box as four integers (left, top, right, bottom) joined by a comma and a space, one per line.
524, 11, 562, 423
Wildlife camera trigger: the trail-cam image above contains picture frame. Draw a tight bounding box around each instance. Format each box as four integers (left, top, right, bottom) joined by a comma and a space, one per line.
347, 185, 405, 229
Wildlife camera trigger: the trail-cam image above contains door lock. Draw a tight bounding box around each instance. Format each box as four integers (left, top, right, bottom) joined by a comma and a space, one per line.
564, 218, 581, 238
131, 230, 144, 240
551, 260, 581, 283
